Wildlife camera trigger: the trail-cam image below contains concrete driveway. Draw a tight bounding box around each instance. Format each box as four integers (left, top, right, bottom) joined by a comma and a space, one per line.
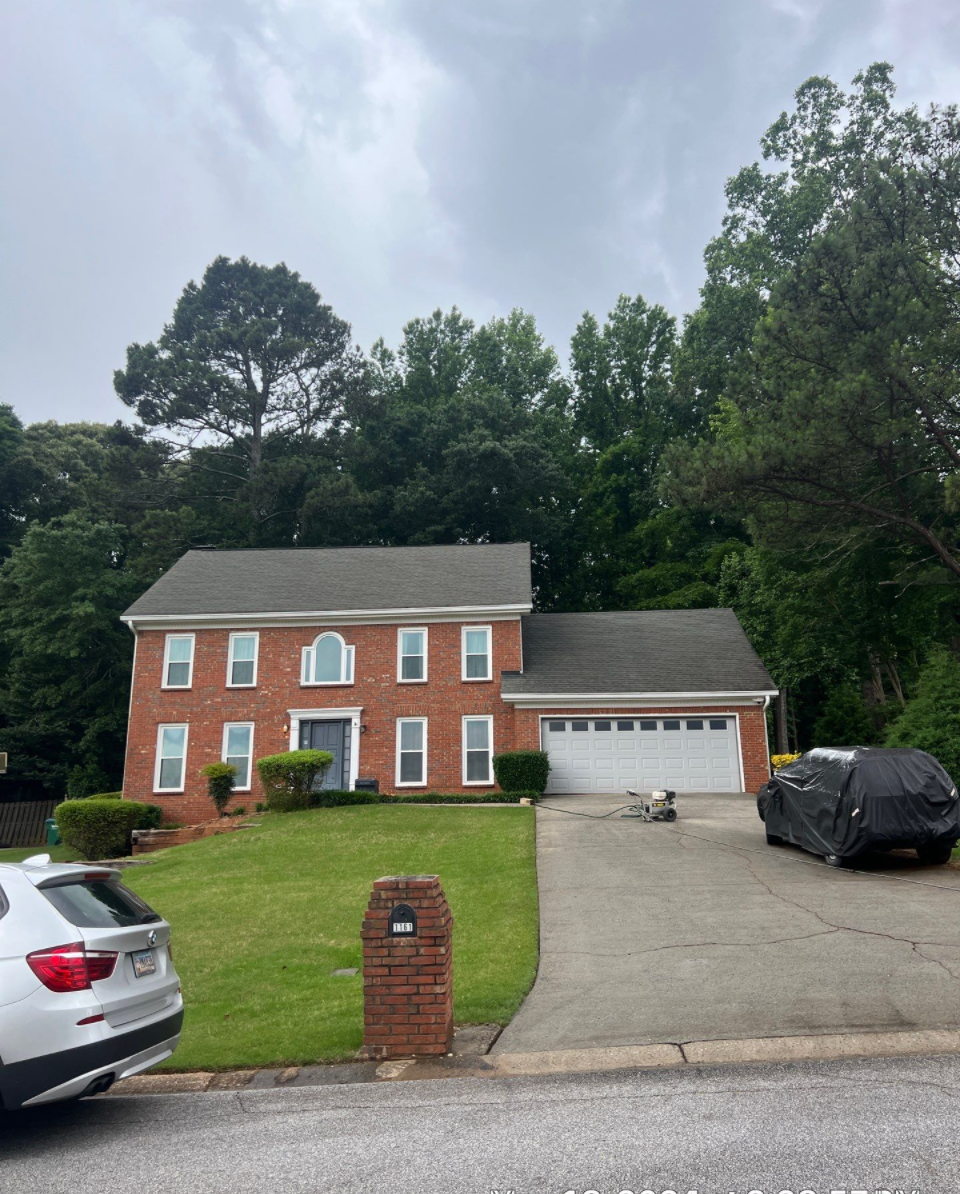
493, 791, 960, 1054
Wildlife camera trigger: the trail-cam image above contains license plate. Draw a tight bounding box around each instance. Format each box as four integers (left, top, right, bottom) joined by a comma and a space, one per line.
132, 949, 156, 978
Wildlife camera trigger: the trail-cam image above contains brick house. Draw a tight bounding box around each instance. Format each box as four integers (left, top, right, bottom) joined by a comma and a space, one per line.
120, 542, 777, 821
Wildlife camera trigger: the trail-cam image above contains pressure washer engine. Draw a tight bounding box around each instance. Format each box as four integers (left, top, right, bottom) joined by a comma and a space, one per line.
623, 789, 677, 822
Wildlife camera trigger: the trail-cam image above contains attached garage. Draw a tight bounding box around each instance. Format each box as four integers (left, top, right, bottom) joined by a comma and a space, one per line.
501, 609, 778, 795
541, 714, 742, 794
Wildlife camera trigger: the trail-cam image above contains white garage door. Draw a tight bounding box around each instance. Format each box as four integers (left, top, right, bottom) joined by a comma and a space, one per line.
541, 716, 742, 794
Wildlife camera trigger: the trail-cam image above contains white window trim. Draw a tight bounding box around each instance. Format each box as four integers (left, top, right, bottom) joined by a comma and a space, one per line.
154, 723, 189, 794
162, 633, 195, 690
226, 631, 259, 689
461, 624, 492, 682
395, 717, 428, 788
397, 627, 428, 684
301, 632, 355, 687
462, 714, 494, 786
221, 722, 255, 792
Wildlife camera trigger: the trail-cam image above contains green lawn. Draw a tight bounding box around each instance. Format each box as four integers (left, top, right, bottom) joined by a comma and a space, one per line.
92, 805, 537, 1070
0, 843, 79, 863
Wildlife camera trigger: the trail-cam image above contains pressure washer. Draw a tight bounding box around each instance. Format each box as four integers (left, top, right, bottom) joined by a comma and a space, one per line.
622, 788, 678, 821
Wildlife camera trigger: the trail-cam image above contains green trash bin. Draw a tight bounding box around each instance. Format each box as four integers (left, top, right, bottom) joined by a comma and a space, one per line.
45, 818, 60, 847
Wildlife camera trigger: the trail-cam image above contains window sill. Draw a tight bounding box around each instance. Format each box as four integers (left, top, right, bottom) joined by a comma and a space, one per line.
395, 782, 428, 788
462, 780, 495, 787
300, 682, 356, 688
153, 789, 185, 795
461, 677, 493, 684
226, 684, 257, 690
397, 679, 428, 685
161, 685, 193, 692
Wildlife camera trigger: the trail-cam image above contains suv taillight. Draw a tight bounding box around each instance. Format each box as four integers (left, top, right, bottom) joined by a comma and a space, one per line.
26, 942, 118, 992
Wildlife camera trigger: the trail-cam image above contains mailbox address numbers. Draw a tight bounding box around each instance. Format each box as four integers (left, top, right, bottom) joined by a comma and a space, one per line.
388, 903, 418, 937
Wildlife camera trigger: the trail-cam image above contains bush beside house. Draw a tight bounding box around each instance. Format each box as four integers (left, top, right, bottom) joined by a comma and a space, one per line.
257, 749, 334, 811
200, 761, 237, 816
56, 798, 162, 859
493, 750, 550, 793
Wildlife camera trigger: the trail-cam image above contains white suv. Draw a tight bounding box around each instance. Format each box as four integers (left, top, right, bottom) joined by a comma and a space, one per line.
0, 855, 183, 1109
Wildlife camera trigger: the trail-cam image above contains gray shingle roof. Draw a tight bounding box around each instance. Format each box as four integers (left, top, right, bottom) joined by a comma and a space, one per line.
504, 609, 776, 695
124, 542, 533, 618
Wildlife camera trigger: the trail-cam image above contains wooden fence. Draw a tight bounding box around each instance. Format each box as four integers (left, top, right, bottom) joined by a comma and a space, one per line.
0, 800, 58, 848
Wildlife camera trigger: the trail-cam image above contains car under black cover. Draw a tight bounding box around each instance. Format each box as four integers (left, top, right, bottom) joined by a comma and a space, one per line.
757, 746, 960, 867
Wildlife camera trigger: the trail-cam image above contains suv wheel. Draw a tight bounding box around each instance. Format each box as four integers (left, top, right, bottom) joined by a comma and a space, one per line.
823, 853, 847, 868
916, 842, 955, 866
765, 832, 783, 846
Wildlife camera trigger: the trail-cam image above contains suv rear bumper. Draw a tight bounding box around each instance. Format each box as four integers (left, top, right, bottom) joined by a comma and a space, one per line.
0, 1008, 184, 1110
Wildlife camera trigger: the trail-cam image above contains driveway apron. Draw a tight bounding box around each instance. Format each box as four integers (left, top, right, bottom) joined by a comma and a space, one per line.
492, 791, 960, 1054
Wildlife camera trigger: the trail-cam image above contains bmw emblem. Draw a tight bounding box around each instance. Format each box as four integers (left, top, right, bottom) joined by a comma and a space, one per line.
147, 929, 158, 946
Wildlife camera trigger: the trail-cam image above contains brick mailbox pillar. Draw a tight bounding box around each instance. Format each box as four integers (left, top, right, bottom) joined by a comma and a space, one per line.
361, 874, 453, 1059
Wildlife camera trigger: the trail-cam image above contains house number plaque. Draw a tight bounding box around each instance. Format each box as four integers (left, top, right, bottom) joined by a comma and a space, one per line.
388, 903, 418, 937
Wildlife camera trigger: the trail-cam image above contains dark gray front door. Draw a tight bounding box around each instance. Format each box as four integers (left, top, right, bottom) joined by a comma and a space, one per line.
300, 720, 349, 789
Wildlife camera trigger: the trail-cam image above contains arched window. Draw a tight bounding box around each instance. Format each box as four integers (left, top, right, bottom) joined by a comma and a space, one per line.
301, 632, 355, 685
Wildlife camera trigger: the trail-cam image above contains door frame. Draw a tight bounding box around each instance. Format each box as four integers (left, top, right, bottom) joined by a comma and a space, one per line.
287, 706, 363, 790
537, 710, 745, 793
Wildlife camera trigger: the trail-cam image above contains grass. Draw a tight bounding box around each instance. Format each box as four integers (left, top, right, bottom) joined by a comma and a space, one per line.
0, 843, 79, 863
104, 805, 538, 1070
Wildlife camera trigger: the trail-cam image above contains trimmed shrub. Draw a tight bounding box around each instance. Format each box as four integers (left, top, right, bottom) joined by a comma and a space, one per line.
251, 789, 539, 811
257, 749, 334, 812
886, 649, 960, 780
55, 798, 156, 860
231, 805, 247, 817
385, 790, 539, 804
308, 789, 381, 809
200, 761, 236, 817
493, 750, 550, 793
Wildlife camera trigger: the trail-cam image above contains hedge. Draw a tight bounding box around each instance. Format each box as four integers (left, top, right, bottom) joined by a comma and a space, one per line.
55, 799, 162, 860
492, 750, 550, 793
265, 788, 540, 812
257, 749, 334, 811
386, 790, 539, 804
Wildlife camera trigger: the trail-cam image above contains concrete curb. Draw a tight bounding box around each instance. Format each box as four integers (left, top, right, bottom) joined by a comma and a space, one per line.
103, 1027, 960, 1096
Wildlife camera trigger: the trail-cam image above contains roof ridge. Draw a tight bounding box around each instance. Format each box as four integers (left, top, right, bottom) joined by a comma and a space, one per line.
184, 541, 531, 555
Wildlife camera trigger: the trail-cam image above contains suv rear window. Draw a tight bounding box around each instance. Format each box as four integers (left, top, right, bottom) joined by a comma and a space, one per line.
40, 881, 160, 928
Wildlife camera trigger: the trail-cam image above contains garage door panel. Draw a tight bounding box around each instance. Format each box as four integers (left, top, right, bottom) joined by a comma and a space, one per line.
542, 716, 741, 794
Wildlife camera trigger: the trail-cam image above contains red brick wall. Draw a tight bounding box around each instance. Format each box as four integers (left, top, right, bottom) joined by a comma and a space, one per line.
123, 619, 523, 822
123, 618, 772, 822
512, 703, 771, 793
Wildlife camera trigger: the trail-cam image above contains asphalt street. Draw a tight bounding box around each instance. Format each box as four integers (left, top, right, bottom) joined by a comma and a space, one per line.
3, 1052, 959, 1193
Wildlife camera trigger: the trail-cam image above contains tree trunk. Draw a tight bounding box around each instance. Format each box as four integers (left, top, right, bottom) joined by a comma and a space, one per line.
775, 689, 789, 755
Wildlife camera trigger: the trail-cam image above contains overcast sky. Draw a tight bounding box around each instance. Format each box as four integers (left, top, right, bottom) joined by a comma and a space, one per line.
3, 0, 960, 425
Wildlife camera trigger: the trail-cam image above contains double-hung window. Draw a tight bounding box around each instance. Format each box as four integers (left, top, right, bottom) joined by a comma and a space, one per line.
222, 723, 254, 790
162, 634, 194, 689
396, 718, 427, 787
155, 725, 188, 793
398, 628, 427, 682
302, 632, 354, 685
462, 715, 493, 785
227, 633, 258, 687
462, 626, 492, 681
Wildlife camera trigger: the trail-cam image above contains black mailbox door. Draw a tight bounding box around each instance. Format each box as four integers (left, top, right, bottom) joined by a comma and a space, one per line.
388, 903, 417, 938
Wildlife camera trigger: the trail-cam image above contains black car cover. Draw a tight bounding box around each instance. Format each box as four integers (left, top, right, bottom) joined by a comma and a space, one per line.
758, 747, 960, 859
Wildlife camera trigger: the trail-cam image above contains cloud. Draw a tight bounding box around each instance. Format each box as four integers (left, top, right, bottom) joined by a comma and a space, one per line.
3, 0, 960, 421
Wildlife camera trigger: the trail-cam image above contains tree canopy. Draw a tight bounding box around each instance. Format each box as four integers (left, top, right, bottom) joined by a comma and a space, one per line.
5, 63, 960, 793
